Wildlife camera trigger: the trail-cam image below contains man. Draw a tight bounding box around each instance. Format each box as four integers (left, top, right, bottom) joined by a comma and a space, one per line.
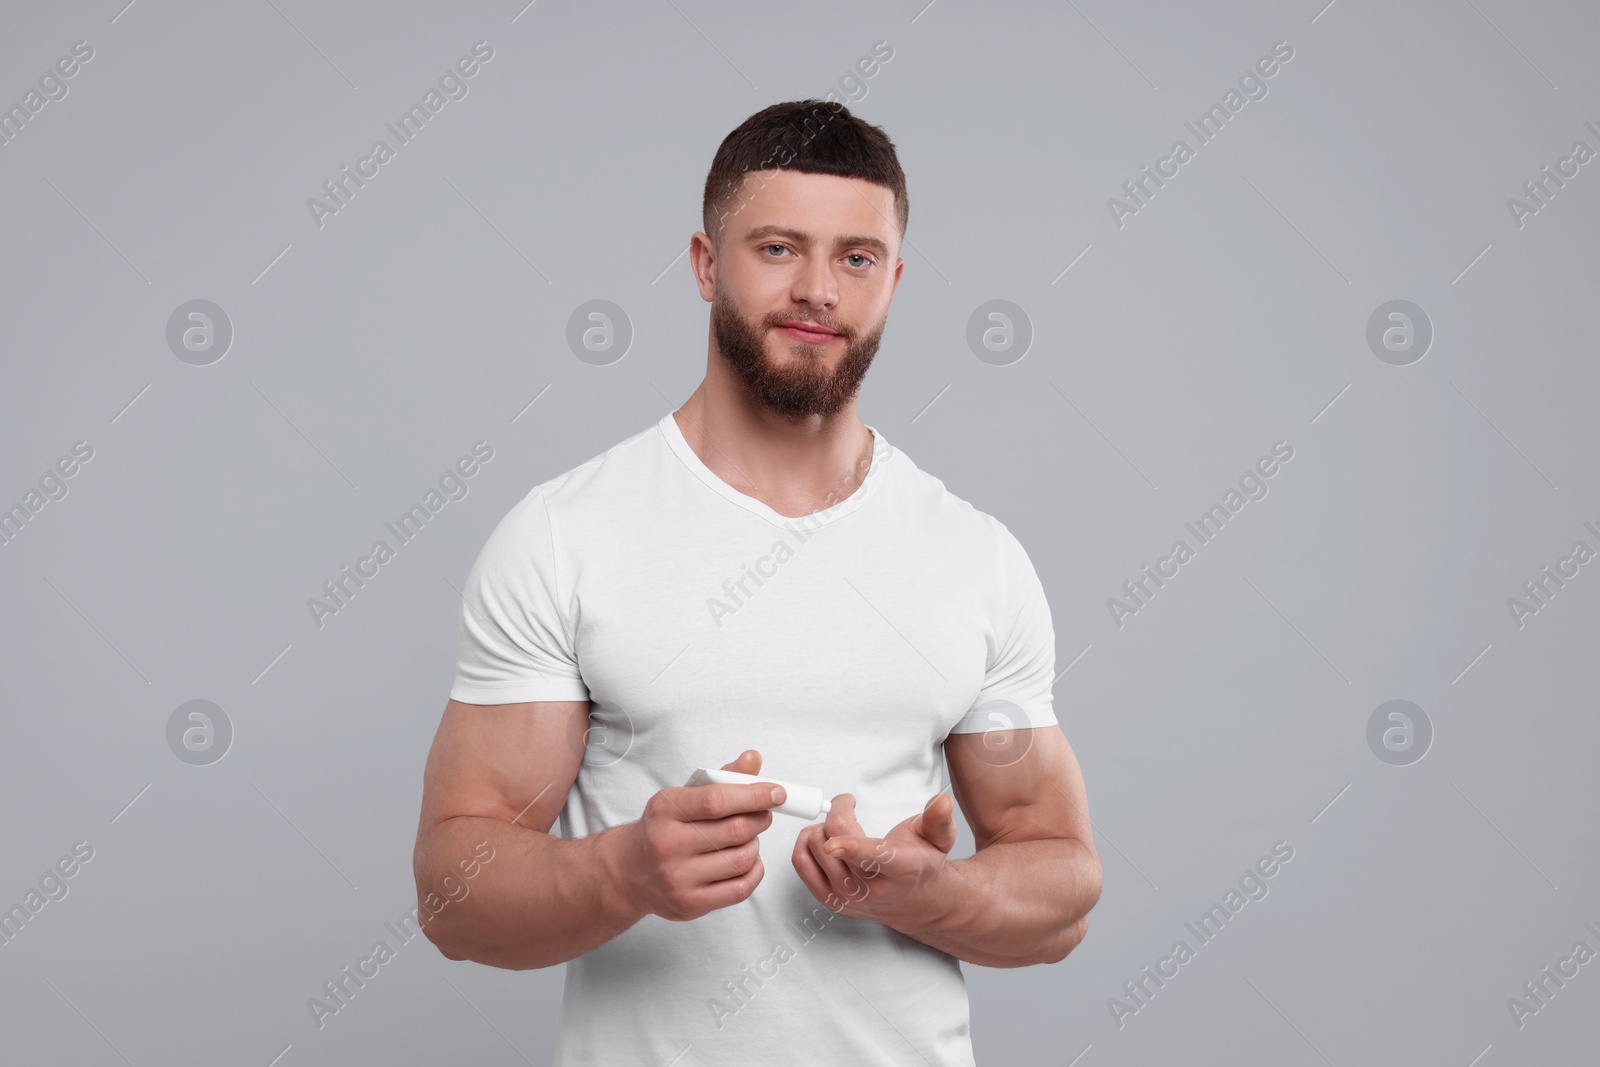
413, 99, 1101, 1065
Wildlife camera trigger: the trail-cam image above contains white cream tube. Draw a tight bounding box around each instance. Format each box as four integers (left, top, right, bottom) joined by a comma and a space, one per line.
684, 767, 832, 820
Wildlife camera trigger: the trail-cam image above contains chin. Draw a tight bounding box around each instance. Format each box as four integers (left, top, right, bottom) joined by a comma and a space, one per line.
767, 340, 830, 367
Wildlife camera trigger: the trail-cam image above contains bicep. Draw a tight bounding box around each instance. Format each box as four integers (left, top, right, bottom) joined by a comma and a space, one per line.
944, 725, 1093, 852
418, 698, 590, 837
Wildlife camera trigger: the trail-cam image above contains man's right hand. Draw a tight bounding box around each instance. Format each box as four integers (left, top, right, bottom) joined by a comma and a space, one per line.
618, 749, 785, 922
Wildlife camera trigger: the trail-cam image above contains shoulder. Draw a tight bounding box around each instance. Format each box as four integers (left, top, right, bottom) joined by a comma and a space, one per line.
473, 418, 670, 569
506, 417, 669, 522
883, 441, 1025, 557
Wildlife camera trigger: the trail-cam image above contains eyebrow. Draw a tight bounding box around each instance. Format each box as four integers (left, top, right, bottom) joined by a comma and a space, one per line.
742, 224, 891, 261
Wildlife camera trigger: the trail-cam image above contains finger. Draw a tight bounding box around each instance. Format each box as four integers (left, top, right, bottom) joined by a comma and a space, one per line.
666, 780, 784, 823
679, 836, 762, 885
915, 793, 959, 854
679, 808, 774, 853
821, 835, 883, 867
792, 826, 846, 911
721, 749, 762, 774
692, 854, 766, 913
808, 819, 858, 888
822, 793, 864, 841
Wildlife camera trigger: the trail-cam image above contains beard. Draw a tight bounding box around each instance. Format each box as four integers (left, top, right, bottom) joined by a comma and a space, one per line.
711, 292, 885, 419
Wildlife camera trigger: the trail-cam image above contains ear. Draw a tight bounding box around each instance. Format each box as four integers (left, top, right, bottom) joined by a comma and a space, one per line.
690, 231, 718, 302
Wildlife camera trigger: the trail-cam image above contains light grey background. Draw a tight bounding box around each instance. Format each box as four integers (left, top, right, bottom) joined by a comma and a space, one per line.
2, 0, 1596, 1064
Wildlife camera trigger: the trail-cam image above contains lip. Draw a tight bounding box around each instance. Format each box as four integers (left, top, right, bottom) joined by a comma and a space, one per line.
776, 322, 840, 343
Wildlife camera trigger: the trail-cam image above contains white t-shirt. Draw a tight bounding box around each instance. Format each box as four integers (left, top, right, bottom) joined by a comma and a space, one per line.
450, 411, 1058, 1066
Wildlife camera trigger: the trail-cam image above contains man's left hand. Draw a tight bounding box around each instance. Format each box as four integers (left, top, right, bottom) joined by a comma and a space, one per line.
791, 792, 960, 934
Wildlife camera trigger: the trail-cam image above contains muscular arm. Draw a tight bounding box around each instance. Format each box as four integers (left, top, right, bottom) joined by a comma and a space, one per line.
412, 698, 642, 970
413, 699, 778, 971
908, 725, 1102, 968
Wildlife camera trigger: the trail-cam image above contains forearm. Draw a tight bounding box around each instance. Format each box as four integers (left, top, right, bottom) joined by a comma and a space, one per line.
417, 814, 644, 970
895, 837, 1100, 968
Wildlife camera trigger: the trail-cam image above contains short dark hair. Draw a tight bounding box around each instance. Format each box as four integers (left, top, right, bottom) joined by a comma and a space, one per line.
702, 99, 908, 249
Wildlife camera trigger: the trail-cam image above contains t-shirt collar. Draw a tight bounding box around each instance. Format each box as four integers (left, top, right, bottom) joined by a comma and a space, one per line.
657, 411, 890, 531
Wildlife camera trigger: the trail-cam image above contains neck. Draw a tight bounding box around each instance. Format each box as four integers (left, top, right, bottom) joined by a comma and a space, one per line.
673, 357, 874, 519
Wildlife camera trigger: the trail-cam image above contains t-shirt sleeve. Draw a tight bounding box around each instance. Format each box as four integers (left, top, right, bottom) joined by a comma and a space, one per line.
448, 487, 590, 705
948, 521, 1059, 733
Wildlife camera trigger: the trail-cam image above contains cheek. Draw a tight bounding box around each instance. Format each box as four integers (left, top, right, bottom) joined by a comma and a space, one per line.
841, 303, 886, 342
722, 269, 780, 321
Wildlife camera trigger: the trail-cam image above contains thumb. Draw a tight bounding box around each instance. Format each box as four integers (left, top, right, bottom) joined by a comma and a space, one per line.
722, 749, 761, 774
914, 793, 958, 854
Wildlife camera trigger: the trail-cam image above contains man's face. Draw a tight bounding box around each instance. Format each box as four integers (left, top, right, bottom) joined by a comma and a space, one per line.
699, 168, 903, 419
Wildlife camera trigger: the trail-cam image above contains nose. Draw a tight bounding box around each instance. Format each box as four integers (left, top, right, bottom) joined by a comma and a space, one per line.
791, 251, 839, 310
